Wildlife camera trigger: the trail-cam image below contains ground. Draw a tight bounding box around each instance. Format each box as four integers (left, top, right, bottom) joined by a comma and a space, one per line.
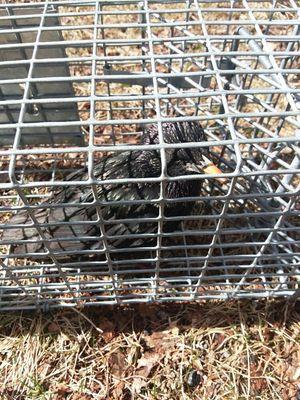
0, 299, 299, 399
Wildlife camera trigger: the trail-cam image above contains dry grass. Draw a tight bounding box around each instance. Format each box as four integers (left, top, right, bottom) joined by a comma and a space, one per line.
0, 300, 299, 400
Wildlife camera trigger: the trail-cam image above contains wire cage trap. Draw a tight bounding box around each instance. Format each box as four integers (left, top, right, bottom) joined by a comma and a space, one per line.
0, 0, 299, 311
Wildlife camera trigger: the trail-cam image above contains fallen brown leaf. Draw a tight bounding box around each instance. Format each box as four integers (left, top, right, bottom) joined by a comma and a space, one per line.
111, 381, 125, 400
47, 322, 61, 333
108, 352, 126, 379
144, 330, 177, 355
71, 394, 92, 400
100, 317, 116, 343
136, 351, 161, 378
132, 351, 162, 394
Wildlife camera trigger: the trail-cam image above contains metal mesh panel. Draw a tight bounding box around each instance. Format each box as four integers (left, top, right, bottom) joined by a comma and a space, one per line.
0, 4, 84, 146
0, 0, 299, 311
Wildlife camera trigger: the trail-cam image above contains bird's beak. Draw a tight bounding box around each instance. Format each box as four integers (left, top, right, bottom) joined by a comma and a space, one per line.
186, 155, 226, 184
201, 155, 223, 175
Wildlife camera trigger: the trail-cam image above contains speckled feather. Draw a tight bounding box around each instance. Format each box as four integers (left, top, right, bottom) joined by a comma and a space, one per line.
3, 121, 208, 258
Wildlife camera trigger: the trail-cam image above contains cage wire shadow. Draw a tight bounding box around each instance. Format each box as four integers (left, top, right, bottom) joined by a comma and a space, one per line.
0, 0, 299, 311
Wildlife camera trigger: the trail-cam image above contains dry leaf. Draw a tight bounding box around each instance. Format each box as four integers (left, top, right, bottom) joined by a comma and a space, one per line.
71, 394, 92, 400
131, 377, 146, 394
214, 333, 226, 348
292, 367, 300, 382
37, 361, 52, 377
108, 352, 126, 378
144, 330, 176, 354
132, 352, 162, 394
47, 322, 60, 333
55, 383, 71, 393
136, 352, 161, 378
111, 381, 125, 400
52, 382, 72, 399
251, 378, 268, 393
100, 317, 116, 343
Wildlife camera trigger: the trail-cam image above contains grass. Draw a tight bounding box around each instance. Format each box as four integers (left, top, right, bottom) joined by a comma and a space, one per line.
0, 299, 299, 399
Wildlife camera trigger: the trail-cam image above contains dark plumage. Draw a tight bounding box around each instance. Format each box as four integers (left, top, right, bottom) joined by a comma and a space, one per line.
3, 121, 210, 259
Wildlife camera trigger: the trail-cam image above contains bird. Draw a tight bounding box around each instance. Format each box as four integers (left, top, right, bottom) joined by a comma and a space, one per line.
2, 121, 222, 262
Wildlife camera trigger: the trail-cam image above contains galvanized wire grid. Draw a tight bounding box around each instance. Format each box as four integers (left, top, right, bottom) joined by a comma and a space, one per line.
0, 0, 299, 310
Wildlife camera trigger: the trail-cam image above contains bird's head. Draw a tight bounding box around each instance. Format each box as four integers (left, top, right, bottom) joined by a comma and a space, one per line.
141, 121, 222, 177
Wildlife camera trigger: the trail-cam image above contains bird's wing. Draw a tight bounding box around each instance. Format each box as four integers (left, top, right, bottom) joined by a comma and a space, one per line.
2, 152, 161, 258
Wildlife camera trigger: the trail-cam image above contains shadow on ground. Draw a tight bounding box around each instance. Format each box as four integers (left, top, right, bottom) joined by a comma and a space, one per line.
1, 298, 299, 338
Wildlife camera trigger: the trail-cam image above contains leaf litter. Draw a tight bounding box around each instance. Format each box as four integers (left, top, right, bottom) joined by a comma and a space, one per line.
0, 300, 299, 399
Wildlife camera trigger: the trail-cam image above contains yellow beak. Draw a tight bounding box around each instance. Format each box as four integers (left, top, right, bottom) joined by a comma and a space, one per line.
186, 155, 226, 184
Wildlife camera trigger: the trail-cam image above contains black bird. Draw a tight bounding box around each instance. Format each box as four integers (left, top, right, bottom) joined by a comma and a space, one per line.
2, 121, 220, 260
